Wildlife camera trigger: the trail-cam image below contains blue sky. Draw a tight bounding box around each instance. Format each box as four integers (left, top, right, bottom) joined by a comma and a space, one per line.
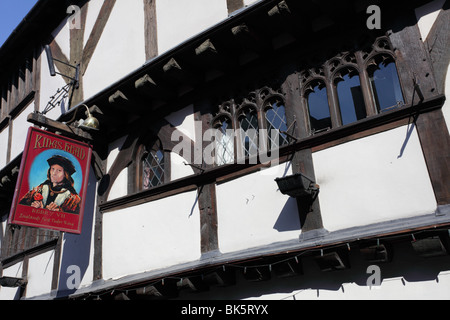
0, 0, 39, 47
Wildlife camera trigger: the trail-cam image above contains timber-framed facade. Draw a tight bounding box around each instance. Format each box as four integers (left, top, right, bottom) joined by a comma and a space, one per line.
1, 0, 449, 300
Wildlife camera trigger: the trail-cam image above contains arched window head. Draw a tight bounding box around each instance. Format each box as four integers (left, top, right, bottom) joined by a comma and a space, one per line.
239, 107, 259, 158
306, 80, 331, 133
265, 99, 289, 148
142, 139, 165, 190
214, 116, 234, 166
335, 67, 366, 125
368, 55, 404, 112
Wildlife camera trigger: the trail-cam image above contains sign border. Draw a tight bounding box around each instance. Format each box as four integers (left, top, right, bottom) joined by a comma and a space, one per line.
9, 127, 92, 234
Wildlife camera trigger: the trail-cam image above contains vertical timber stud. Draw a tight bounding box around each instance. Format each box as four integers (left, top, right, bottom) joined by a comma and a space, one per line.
389, 10, 450, 206
195, 100, 219, 255
227, 0, 244, 15
51, 235, 63, 292
418, 6, 450, 207
282, 72, 324, 234
93, 156, 107, 282
143, 0, 158, 60
198, 183, 219, 254
415, 109, 450, 206
69, 3, 87, 106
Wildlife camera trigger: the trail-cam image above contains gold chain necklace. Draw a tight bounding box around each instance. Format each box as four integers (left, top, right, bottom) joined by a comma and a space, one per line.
48, 185, 67, 197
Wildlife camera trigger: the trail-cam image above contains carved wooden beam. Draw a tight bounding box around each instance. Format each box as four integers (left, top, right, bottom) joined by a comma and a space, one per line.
27, 112, 93, 141
195, 39, 234, 81
267, 0, 291, 17
195, 39, 218, 61
162, 58, 200, 85
207, 269, 236, 286
134, 74, 173, 101
231, 23, 269, 54
180, 276, 209, 292
135, 278, 179, 299
108, 90, 129, 109
108, 90, 150, 115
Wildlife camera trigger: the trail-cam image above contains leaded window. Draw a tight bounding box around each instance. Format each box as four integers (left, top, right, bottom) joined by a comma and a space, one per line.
301, 36, 405, 134
142, 140, 165, 189
239, 107, 259, 158
306, 80, 331, 133
368, 55, 404, 112
215, 116, 234, 166
265, 101, 289, 149
335, 68, 366, 126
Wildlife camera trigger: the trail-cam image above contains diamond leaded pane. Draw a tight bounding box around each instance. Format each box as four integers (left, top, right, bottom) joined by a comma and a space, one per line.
143, 149, 164, 189
240, 110, 259, 157
266, 103, 289, 148
215, 119, 234, 165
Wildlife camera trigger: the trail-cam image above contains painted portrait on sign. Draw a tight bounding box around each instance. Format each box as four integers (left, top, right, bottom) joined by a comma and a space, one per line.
19, 151, 83, 215
9, 127, 92, 234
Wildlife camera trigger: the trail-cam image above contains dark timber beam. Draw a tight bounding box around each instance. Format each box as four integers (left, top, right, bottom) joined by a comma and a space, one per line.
27, 112, 93, 141
198, 183, 219, 254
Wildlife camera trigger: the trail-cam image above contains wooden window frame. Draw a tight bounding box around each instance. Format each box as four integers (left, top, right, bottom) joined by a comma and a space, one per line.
135, 138, 170, 192
300, 36, 405, 136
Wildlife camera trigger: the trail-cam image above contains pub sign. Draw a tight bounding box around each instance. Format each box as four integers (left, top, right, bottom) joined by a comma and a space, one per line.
9, 127, 92, 234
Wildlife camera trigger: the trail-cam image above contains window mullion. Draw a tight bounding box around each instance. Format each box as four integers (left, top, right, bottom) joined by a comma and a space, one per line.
324, 68, 342, 128
356, 51, 377, 117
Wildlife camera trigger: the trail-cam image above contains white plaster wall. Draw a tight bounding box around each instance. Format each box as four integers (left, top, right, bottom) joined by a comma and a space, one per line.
313, 125, 437, 232
0, 261, 23, 300
107, 168, 128, 201
51, 20, 71, 62
171, 152, 195, 181
107, 136, 127, 172
102, 190, 201, 280
83, 0, 146, 100
216, 162, 300, 254
165, 104, 197, 143
10, 102, 35, 161
0, 126, 8, 168
156, 0, 228, 54
25, 250, 55, 299
415, 0, 445, 41
106, 136, 128, 201
83, 0, 105, 48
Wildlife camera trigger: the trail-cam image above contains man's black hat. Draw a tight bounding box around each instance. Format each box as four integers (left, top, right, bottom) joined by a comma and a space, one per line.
47, 155, 76, 176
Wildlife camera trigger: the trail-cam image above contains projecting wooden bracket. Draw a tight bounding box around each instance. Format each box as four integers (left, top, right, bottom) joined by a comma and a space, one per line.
134, 74, 173, 102
108, 90, 150, 115
27, 112, 93, 142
